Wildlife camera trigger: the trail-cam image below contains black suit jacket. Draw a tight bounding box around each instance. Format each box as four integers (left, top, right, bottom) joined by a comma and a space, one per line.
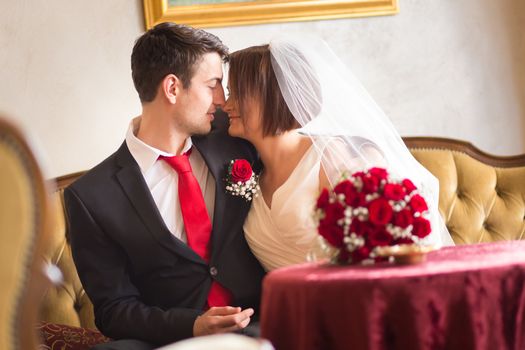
64, 113, 266, 345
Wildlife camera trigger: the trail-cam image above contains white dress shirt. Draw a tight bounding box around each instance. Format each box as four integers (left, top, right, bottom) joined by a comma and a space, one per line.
125, 117, 216, 243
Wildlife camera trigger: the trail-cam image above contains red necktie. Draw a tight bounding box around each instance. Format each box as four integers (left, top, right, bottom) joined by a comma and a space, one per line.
160, 150, 232, 308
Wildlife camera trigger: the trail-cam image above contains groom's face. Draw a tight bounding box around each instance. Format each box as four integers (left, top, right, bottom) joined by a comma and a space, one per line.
174, 52, 225, 135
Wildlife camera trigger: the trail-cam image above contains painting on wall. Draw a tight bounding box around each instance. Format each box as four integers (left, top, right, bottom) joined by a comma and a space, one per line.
144, 0, 399, 29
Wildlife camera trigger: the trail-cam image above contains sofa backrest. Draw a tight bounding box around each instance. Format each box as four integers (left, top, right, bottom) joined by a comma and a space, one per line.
39, 137, 525, 329
40, 172, 96, 329
405, 137, 525, 244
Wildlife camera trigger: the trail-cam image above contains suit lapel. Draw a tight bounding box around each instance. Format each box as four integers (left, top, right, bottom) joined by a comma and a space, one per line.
114, 142, 206, 265
193, 133, 250, 262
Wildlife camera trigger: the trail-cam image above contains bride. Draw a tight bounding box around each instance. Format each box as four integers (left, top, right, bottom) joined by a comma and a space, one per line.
223, 37, 454, 271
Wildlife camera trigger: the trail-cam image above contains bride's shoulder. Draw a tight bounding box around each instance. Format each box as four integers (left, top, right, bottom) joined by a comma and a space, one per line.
319, 135, 383, 155
320, 136, 385, 163
315, 135, 386, 191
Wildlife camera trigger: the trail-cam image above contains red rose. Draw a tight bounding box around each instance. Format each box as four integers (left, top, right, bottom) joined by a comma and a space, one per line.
369, 167, 388, 181
337, 248, 351, 263
319, 202, 348, 248
368, 198, 393, 225
402, 179, 417, 194
334, 179, 355, 195
383, 183, 406, 201
409, 194, 429, 213
348, 191, 366, 207
351, 246, 371, 262
318, 220, 344, 247
367, 227, 393, 247
230, 159, 253, 183
394, 237, 414, 245
323, 201, 345, 223
334, 180, 366, 207
412, 217, 431, 238
392, 209, 413, 228
316, 188, 330, 210
362, 176, 379, 194
353, 171, 365, 179
350, 218, 365, 236
350, 219, 376, 238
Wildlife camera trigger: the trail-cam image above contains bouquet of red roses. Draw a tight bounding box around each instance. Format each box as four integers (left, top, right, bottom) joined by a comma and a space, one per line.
315, 167, 432, 264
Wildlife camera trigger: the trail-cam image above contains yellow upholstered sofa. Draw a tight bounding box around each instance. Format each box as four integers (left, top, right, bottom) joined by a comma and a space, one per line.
40, 172, 95, 331
38, 172, 110, 349
404, 137, 525, 243
38, 137, 525, 347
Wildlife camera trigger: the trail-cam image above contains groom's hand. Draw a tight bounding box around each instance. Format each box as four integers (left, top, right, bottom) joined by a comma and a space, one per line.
193, 306, 254, 336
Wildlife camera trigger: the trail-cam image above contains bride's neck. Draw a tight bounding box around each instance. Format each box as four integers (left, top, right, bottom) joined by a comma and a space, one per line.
253, 131, 309, 175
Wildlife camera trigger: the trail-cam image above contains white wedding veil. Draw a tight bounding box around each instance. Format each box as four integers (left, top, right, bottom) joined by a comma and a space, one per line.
269, 36, 454, 247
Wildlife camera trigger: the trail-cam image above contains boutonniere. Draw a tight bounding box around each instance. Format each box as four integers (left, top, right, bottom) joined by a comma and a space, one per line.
225, 159, 260, 201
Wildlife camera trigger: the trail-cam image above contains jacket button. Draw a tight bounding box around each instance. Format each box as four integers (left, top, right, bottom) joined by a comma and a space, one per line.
209, 266, 218, 277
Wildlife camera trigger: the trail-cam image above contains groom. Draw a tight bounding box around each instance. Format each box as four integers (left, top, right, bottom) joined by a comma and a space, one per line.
64, 23, 266, 349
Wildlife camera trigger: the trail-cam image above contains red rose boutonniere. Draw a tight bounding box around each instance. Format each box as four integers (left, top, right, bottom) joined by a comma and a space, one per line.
314, 167, 432, 264
225, 159, 260, 201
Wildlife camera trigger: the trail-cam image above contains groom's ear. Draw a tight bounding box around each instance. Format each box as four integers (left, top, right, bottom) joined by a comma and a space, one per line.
161, 74, 181, 104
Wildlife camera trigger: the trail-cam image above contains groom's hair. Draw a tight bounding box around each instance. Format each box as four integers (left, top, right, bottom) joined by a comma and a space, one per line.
228, 45, 315, 137
131, 22, 228, 103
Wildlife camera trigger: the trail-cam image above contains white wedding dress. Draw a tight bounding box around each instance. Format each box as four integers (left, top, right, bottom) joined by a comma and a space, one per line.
243, 145, 323, 271
242, 141, 453, 272
242, 37, 455, 271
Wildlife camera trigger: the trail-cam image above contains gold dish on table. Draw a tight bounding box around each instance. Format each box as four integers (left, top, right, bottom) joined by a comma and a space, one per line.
375, 244, 438, 264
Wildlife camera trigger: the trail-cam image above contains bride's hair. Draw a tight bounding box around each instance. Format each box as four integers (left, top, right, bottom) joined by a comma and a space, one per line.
228, 45, 320, 136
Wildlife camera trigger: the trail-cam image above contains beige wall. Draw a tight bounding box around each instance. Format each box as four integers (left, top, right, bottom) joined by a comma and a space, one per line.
1, 0, 524, 178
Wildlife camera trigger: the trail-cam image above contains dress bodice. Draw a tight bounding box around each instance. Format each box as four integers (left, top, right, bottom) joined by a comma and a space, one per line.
243, 146, 323, 271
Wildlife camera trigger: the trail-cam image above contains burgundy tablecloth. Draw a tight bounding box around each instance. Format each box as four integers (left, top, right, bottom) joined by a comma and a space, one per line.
261, 241, 525, 350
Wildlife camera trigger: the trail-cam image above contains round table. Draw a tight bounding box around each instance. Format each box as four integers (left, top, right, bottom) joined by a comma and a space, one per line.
261, 241, 525, 350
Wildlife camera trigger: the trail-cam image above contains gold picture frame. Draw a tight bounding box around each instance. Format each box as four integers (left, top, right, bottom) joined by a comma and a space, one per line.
143, 0, 399, 29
